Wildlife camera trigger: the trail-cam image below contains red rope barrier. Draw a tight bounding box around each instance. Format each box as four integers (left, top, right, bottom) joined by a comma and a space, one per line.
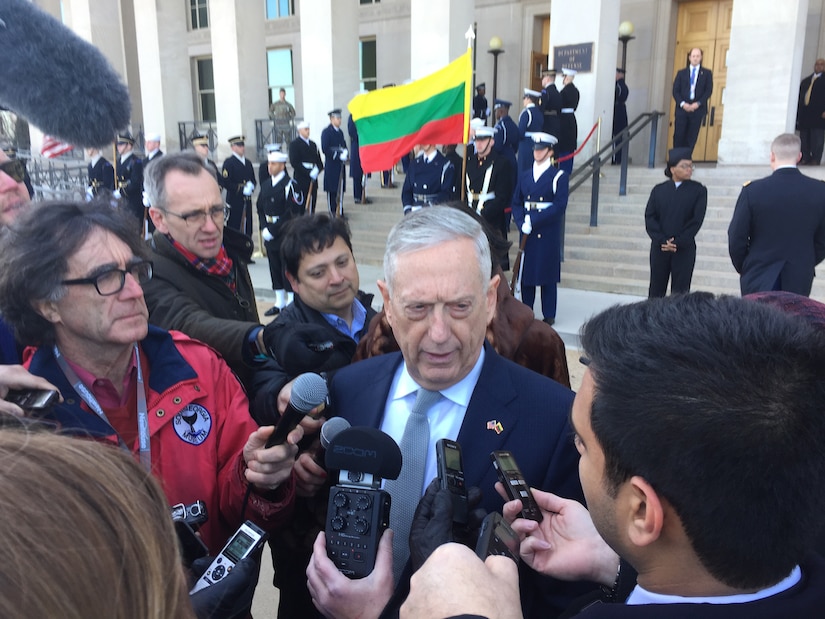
555, 120, 600, 163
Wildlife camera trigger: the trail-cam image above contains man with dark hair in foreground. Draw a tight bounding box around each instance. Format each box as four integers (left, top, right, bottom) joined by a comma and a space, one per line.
402, 292, 825, 617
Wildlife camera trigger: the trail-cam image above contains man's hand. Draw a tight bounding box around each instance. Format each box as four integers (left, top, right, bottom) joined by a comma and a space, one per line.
306, 530, 395, 619
294, 451, 328, 497
497, 484, 619, 586
0, 365, 61, 416
401, 543, 522, 619
660, 238, 677, 253
409, 479, 455, 571
242, 425, 302, 490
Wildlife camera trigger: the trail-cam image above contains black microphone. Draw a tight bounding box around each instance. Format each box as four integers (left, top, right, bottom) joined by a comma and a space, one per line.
265, 373, 327, 448
320, 417, 351, 450
0, 0, 131, 147
325, 426, 403, 487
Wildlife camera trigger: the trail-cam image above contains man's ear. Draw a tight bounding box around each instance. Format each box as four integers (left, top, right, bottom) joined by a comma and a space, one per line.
148, 207, 168, 235
33, 300, 61, 325
285, 271, 299, 291
377, 280, 393, 327
625, 476, 664, 548
485, 274, 500, 323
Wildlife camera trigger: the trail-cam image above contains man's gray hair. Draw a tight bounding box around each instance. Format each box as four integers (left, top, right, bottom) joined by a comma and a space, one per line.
383, 206, 492, 293
144, 151, 212, 210
771, 133, 802, 163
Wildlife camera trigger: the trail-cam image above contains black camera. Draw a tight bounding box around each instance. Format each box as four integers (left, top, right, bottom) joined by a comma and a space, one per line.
325, 426, 402, 579
171, 500, 209, 566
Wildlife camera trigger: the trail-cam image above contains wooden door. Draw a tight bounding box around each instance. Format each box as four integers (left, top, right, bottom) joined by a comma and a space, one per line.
668, 0, 732, 161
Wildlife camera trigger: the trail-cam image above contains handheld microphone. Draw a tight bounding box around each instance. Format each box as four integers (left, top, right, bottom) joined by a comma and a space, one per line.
311, 416, 351, 469
0, 0, 131, 147
265, 373, 327, 448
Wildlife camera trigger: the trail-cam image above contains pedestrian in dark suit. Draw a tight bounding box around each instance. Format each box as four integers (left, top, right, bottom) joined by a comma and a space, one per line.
612, 68, 629, 164
321, 109, 347, 216
557, 68, 580, 175
257, 151, 304, 316
728, 133, 825, 296
221, 135, 256, 236
115, 132, 144, 223
347, 114, 371, 204
797, 58, 825, 165
289, 121, 323, 213
85, 147, 115, 199
304, 206, 586, 619
472, 83, 489, 123
644, 147, 707, 298
672, 47, 713, 154
512, 133, 568, 324
402, 293, 825, 618
517, 89, 543, 173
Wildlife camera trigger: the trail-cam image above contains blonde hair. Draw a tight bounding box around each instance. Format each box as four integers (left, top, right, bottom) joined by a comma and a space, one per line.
0, 429, 194, 619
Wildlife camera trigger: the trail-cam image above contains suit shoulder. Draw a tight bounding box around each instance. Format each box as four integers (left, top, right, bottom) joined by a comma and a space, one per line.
742, 180, 752, 187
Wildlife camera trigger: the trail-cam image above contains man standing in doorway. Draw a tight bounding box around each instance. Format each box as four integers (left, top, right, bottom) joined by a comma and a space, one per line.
797, 58, 825, 165
645, 148, 707, 297
672, 47, 713, 154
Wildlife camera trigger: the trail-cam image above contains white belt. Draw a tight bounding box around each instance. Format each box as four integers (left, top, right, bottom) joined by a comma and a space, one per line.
265, 215, 280, 223
561, 108, 575, 113
470, 191, 496, 201
524, 201, 552, 211
302, 162, 313, 169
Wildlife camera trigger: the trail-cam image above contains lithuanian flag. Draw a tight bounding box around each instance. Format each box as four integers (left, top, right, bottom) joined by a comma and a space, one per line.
348, 50, 472, 173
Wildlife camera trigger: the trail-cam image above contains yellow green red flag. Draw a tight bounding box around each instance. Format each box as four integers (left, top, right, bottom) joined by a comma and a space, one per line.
348, 50, 472, 173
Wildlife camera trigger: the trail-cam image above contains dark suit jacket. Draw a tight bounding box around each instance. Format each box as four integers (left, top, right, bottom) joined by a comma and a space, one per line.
672, 65, 713, 115
289, 136, 323, 196
728, 167, 825, 296
330, 343, 587, 618
797, 72, 825, 129
221, 155, 256, 210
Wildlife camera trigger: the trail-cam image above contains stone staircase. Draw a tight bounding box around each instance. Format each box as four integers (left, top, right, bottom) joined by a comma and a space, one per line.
339, 164, 825, 301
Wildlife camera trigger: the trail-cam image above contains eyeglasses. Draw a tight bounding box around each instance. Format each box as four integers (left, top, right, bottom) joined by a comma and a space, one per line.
160, 204, 229, 227
62, 260, 153, 296
0, 159, 25, 184
676, 163, 695, 170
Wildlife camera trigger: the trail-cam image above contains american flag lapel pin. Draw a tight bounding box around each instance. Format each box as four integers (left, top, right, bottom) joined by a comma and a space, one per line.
486, 420, 503, 434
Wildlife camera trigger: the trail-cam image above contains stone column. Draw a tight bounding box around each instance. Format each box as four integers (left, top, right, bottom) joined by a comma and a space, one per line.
549, 0, 621, 160
409, 0, 475, 79
210, 0, 269, 160
717, 0, 807, 164
298, 0, 359, 136
133, 0, 192, 151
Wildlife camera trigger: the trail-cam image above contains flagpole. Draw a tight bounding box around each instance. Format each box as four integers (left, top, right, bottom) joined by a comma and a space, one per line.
462, 25, 475, 203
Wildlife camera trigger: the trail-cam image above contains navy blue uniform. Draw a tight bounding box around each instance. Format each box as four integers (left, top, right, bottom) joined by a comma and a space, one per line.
347, 115, 366, 202
116, 153, 143, 222
541, 85, 562, 139
557, 84, 580, 175
512, 163, 568, 319
517, 105, 543, 173
321, 123, 347, 215
88, 156, 115, 197
222, 155, 256, 236
288, 136, 323, 213
612, 78, 629, 163
466, 149, 512, 268
257, 171, 304, 291
728, 167, 825, 296
401, 151, 454, 214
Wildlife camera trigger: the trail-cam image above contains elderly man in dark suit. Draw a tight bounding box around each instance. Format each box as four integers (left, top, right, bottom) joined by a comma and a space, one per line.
797, 58, 825, 165
728, 133, 825, 296
672, 47, 713, 153
304, 206, 587, 619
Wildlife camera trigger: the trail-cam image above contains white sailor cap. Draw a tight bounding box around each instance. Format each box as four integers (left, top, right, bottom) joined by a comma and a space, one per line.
267, 151, 288, 163
532, 132, 558, 148
475, 127, 496, 139
470, 118, 485, 130
523, 88, 541, 98
264, 143, 281, 153
145, 132, 161, 143
562, 68, 578, 76
296, 120, 310, 130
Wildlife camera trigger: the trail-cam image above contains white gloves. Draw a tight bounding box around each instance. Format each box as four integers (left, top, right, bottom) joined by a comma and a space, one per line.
310, 166, 319, 180
85, 186, 94, 201
521, 214, 532, 235
113, 189, 122, 200
242, 181, 254, 196
142, 191, 150, 207
340, 149, 348, 162
262, 228, 274, 242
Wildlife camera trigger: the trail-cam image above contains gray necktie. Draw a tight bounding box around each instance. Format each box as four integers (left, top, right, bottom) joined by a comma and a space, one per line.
384, 388, 441, 583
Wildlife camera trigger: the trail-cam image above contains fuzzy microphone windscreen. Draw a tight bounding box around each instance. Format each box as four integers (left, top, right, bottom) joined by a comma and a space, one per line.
0, 0, 131, 147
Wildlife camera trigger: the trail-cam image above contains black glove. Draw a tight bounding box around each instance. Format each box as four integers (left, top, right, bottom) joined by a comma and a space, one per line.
409, 479, 454, 572
454, 486, 486, 549
262, 321, 336, 374
189, 554, 261, 619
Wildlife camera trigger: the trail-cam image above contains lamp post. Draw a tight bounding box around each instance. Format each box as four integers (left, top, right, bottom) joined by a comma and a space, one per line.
488, 36, 504, 105
618, 21, 635, 71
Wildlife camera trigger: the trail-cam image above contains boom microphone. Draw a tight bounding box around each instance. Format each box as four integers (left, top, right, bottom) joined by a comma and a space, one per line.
265, 372, 327, 448
320, 417, 351, 450
0, 0, 131, 147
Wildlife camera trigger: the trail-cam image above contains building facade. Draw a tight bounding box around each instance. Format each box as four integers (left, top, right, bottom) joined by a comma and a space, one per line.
33, 0, 825, 165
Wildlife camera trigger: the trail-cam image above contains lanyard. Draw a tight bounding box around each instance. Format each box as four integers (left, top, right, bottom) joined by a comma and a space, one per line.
54, 343, 152, 471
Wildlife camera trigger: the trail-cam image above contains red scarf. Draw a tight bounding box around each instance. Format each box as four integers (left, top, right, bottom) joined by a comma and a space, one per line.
169, 237, 236, 292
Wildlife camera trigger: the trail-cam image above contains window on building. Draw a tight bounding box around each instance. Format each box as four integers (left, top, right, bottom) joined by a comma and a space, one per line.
360, 39, 377, 91
190, 0, 208, 30
266, 0, 294, 19
195, 58, 216, 122
267, 49, 295, 106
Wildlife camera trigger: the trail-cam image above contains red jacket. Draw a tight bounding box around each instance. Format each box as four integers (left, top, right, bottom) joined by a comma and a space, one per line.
24, 327, 295, 554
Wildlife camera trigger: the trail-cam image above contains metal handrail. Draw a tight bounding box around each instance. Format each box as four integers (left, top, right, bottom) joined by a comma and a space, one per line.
567, 111, 664, 227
